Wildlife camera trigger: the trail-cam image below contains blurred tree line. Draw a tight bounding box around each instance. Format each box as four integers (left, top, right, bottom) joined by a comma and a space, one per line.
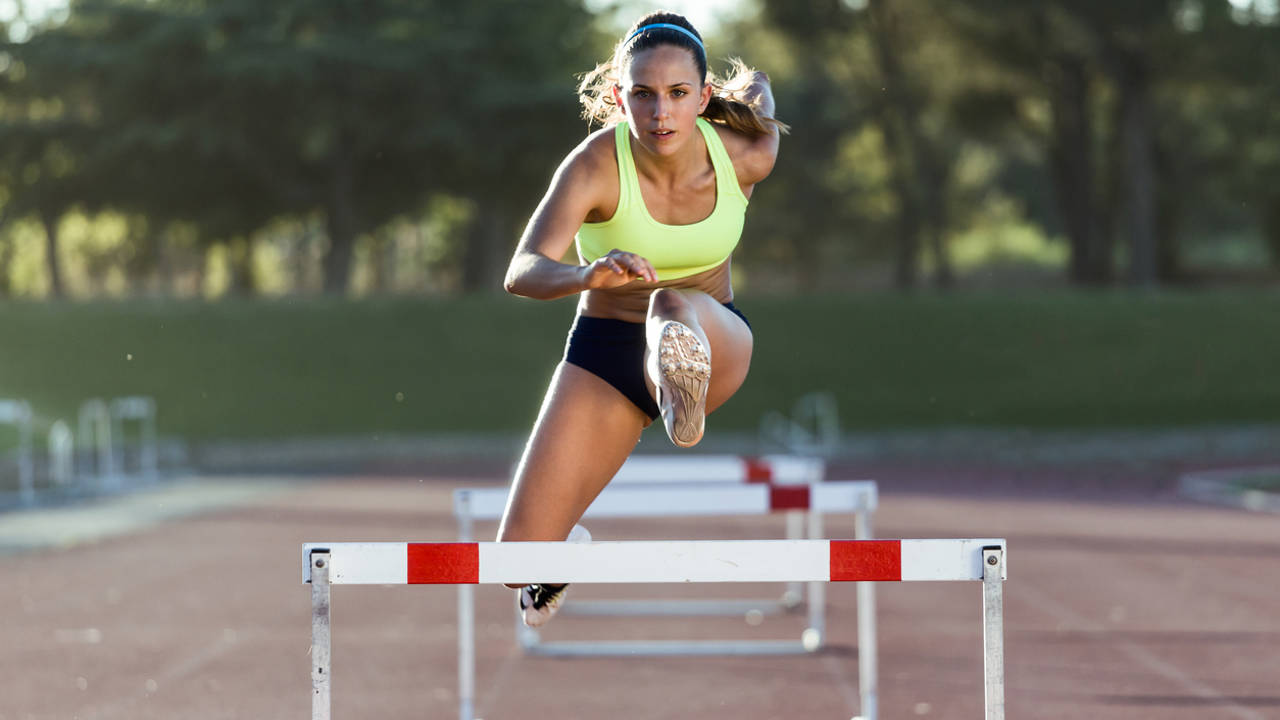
0, 0, 1276, 298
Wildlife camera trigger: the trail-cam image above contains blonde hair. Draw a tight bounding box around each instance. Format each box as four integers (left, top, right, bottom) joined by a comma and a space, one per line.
577, 13, 789, 139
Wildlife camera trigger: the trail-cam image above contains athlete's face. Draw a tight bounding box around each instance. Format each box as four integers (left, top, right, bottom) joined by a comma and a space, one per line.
614, 44, 712, 156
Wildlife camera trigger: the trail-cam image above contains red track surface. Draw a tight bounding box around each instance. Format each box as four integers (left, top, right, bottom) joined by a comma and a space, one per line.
3, 464, 1279, 720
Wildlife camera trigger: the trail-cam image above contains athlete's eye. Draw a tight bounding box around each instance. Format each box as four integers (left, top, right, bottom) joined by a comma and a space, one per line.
672, 89, 687, 98
634, 90, 651, 98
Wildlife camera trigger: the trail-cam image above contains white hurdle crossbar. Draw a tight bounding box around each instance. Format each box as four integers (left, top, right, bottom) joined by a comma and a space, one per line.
304, 539, 1007, 720
453, 481, 877, 654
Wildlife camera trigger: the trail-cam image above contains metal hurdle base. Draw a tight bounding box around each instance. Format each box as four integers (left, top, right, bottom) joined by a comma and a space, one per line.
518, 577, 829, 657
520, 638, 822, 657
555, 510, 809, 619
559, 596, 801, 617
518, 592, 825, 657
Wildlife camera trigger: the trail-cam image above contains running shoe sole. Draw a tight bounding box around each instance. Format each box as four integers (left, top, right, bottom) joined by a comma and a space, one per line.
656, 321, 710, 448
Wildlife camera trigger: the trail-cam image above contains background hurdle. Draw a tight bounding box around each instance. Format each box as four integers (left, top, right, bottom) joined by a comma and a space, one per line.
303, 539, 1006, 720
109, 396, 159, 484
454, 481, 878, 656
606, 453, 826, 485
582, 453, 828, 611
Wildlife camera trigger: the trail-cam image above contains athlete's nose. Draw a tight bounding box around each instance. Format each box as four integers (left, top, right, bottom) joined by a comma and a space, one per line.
652, 96, 671, 121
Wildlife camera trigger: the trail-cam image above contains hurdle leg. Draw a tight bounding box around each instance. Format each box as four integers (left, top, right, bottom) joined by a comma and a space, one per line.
805, 510, 825, 647
982, 547, 1005, 720
783, 510, 804, 607
310, 551, 332, 720
855, 507, 877, 720
455, 495, 477, 720
459, 585, 475, 720
18, 408, 34, 506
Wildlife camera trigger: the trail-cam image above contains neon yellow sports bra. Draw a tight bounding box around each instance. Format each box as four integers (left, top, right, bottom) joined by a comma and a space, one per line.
575, 117, 748, 281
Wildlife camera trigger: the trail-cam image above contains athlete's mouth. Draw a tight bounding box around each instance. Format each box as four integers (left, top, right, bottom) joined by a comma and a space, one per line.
652, 128, 675, 139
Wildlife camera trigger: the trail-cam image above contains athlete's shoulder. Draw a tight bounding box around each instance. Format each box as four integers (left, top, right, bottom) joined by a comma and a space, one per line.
545, 125, 621, 222
559, 124, 619, 183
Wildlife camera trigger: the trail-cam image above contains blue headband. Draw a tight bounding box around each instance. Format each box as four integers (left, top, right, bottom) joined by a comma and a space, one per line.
625, 23, 705, 53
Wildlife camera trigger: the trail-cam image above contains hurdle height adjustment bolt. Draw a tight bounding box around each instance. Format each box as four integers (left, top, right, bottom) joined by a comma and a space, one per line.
315, 559, 326, 568
986, 556, 997, 566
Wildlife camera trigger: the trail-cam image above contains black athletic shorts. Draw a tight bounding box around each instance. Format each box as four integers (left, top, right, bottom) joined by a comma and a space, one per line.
563, 302, 750, 421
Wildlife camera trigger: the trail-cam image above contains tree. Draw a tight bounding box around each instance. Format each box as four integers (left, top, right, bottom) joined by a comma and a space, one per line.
4, 0, 602, 296
947, 0, 1280, 287
743, 0, 878, 291
749, 0, 963, 290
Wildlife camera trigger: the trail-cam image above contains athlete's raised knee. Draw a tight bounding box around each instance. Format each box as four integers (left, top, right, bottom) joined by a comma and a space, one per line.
648, 287, 694, 317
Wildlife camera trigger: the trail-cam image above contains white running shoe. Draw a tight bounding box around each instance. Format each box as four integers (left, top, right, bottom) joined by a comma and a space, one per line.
566, 524, 592, 544
655, 321, 711, 448
518, 524, 591, 628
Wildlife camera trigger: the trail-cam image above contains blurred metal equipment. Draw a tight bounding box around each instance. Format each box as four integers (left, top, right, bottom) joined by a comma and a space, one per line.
110, 396, 159, 484
759, 391, 840, 455
78, 398, 115, 490
47, 420, 75, 488
0, 399, 35, 506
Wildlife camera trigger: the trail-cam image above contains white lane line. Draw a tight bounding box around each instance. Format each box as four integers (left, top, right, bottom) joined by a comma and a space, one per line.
82, 629, 239, 719
1020, 583, 1266, 720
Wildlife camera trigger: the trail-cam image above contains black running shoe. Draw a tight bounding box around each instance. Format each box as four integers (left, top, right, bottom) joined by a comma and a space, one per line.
517, 524, 589, 628
519, 583, 569, 627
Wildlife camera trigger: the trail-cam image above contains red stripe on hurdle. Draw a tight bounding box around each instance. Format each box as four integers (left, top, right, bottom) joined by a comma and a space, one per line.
829, 540, 901, 581
744, 456, 773, 483
408, 543, 479, 584
769, 484, 811, 510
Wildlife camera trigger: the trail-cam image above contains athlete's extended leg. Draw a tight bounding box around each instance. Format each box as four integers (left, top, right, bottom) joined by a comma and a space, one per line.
644, 289, 754, 447
497, 362, 648, 625
497, 361, 648, 575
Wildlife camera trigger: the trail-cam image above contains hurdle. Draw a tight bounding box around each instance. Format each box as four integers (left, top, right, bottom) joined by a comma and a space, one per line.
453, 481, 877, 653
592, 453, 827, 609
47, 420, 74, 488
608, 453, 825, 484
109, 396, 159, 483
759, 391, 841, 456
303, 539, 1007, 720
78, 399, 114, 489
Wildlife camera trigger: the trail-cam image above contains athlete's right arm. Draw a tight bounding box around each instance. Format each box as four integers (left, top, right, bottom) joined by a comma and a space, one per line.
503, 136, 656, 300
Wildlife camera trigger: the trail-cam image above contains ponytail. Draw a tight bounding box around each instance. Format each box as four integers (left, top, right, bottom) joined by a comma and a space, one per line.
703, 58, 790, 138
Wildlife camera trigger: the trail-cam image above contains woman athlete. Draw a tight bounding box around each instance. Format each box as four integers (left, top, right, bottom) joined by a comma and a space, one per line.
498, 11, 786, 627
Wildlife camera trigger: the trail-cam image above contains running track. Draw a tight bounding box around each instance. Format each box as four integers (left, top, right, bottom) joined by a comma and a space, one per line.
2, 462, 1278, 720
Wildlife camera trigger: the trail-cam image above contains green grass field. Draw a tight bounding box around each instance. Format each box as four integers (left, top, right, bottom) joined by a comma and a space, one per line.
2, 289, 1278, 447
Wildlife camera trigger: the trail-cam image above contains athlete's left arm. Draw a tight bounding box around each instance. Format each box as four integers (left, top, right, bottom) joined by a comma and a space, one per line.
725, 72, 781, 194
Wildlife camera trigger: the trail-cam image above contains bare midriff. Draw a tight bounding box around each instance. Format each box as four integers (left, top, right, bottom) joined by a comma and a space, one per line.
577, 260, 733, 324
